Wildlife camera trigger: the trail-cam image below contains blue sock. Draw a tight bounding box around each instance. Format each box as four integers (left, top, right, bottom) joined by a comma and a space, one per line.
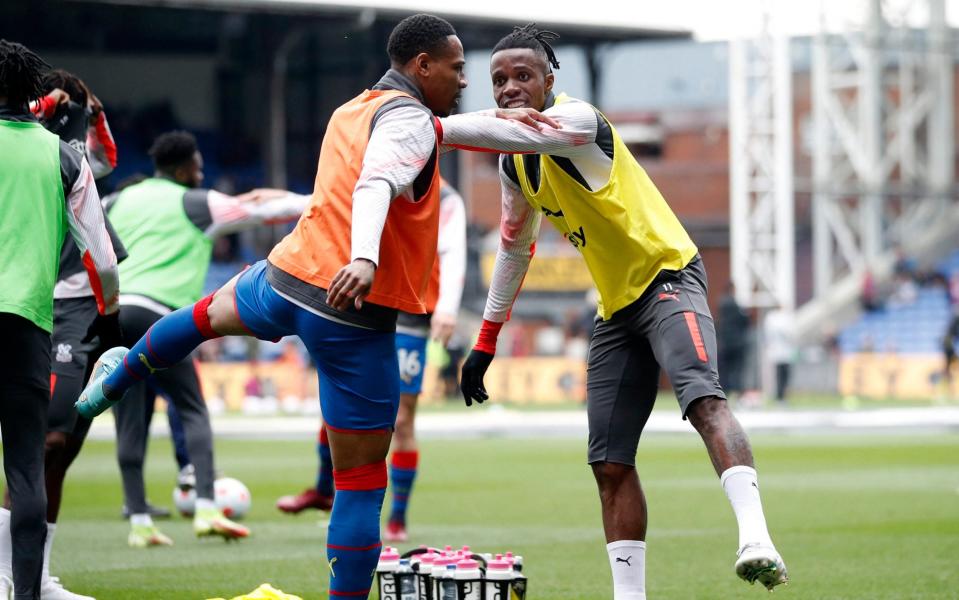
316, 427, 334, 497
104, 297, 218, 400
388, 450, 418, 525
327, 463, 387, 597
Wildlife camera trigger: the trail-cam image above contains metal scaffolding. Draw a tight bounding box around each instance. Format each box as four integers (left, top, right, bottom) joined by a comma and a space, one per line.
729, 14, 795, 310
731, 0, 956, 339
811, 0, 955, 300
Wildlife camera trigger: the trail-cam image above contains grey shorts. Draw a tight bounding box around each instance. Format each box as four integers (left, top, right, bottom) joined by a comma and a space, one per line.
49, 297, 99, 435
586, 257, 725, 466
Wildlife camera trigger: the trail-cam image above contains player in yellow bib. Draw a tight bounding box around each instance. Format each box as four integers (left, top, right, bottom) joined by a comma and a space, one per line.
460, 25, 788, 597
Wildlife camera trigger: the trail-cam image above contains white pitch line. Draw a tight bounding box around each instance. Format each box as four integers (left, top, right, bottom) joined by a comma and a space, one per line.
84, 406, 959, 440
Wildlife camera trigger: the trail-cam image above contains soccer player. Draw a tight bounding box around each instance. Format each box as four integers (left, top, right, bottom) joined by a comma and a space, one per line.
0, 40, 119, 600
459, 26, 789, 598
3, 68, 127, 600
32, 69, 117, 180
76, 13, 584, 597
105, 130, 308, 548
275, 180, 468, 546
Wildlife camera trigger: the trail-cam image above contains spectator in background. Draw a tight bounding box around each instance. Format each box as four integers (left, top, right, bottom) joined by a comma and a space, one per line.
941, 313, 959, 401
764, 309, 795, 404
439, 334, 466, 398
861, 269, 881, 312
949, 272, 959, 308
889, 248, 919, 307
717, 282, 750, 399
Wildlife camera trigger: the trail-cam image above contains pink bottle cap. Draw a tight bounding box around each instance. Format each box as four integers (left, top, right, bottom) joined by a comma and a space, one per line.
495, 554, 503, 560
433, 555, 453, 567
456, 559, 479, 570
380, 548, 400, 561
444, 545, 453, 552
488, 559, 511, 571
461, 545, 471, 553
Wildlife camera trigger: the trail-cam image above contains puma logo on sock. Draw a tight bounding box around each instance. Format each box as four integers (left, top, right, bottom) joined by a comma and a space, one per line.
616, 556, 632, 567
138, 353, 158, 375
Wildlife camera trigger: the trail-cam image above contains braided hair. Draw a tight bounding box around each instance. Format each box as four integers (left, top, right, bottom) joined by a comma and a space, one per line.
0, 40, 49, 109
492, 24, 561, 72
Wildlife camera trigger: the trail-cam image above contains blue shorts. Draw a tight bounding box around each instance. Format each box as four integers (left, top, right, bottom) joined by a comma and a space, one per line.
233, 261, 400, 432
396, 331, 428, 395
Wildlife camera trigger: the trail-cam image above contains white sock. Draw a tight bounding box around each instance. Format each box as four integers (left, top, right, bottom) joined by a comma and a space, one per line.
607, 540, 646, 600
721, 465, 774, 549
42, 522, 55, 582
130, 514, 153, 527
0, 509, 11, 577
195, 498, 216, 513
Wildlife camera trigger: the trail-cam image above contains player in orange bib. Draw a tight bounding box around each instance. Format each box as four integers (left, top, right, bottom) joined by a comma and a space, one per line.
76, 14, 590, 598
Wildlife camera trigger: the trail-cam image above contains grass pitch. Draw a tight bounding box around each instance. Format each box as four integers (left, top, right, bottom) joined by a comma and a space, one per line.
32, 432, 959, 599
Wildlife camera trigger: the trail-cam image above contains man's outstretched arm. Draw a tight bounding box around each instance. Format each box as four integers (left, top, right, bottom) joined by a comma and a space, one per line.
439, 104, 595, 156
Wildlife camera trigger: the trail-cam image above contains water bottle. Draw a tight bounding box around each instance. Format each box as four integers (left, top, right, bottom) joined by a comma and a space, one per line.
376, 547, 401, 600
396, 558, 417, 600
431, 555, 454, 600
509, 569, 528, 600
484, 557, 512, 600
454, 558, 482, 600
414, 551, 437, 600
437, 564, 457, 600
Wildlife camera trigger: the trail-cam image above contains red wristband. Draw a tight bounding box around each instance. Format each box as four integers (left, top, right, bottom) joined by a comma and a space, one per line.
474, 319, 504, 354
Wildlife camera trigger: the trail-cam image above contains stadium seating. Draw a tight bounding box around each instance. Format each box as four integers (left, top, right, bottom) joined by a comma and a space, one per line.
838, 250, 959, 354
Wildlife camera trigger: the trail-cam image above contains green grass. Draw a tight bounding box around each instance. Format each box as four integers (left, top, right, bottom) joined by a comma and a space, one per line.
29, 433, 959, 599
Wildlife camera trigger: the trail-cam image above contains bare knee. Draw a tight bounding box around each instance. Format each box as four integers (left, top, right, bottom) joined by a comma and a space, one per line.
206, 276, 247, 336
44, 431, 68, 456
591, 462, 636, 495
686, 395, 731, 434
328, 429, 392, 471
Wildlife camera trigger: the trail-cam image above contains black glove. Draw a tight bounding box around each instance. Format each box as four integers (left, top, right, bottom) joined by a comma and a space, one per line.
82, 311, 123, 350
460, 349, 494, 407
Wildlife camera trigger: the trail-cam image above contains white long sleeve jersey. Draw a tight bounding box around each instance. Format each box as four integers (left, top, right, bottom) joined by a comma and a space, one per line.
483, 97, 615, 323
349, 105, 593, 267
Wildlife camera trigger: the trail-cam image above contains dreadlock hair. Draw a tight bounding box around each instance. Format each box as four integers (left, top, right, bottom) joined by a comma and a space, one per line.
492, 24, 561, 72
0, 40, 50, 109
388, 14, 457, 66
42, 69, 89, 108
149, 130, 198, 173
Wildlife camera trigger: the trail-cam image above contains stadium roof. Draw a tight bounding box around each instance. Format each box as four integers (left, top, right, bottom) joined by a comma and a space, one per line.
71, 0, 691, 46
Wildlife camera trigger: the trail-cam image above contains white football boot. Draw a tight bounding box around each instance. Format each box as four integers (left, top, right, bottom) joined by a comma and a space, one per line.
40, 576, 95, 600
735, 543, 788, 591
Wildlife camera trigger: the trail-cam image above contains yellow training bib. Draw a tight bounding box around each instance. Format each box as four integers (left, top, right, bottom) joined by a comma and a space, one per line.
513, 94, 698, 319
